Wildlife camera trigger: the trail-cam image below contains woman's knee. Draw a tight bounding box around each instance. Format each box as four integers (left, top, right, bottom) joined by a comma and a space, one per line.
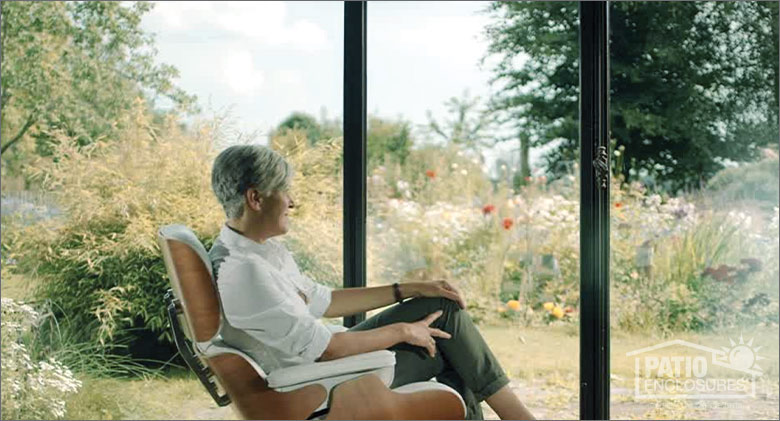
410, 296, 462, 315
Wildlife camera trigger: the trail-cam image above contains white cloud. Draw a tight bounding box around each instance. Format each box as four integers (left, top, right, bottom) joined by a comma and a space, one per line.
221, 50, 264, 95
148, 1, 330, 52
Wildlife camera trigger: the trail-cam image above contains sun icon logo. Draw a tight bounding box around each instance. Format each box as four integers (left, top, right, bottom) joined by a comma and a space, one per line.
720, 334, 765, 375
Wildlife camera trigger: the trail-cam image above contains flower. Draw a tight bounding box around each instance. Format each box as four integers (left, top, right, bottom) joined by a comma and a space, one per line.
425, 170, 436, 179
482, 204, 496, 215
506, 300, 521, 311
524, 176, 532, 182
543, 302, 554, 311
564, 306, 575, 313
502, 217, 514, 230
552, 306, 564, 319
497, 305, 507, 313
615, 202, 623, 209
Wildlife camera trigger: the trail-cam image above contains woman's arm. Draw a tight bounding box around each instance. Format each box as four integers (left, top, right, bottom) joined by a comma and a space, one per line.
322, 281, 465, 318
317, 311, 450, 361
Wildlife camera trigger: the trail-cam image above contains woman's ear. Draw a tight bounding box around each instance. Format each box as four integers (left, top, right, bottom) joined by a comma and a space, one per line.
246, 188, 263, 211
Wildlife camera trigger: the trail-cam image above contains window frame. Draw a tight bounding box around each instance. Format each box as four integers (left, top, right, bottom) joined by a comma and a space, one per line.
342, 2, 612, 418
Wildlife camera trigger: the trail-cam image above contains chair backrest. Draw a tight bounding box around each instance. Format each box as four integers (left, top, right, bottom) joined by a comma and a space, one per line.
158, 224, 328, 419
158, 224, 220, 343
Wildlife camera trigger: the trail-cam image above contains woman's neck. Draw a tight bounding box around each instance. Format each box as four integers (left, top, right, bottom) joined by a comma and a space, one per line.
226, 219, 270, 243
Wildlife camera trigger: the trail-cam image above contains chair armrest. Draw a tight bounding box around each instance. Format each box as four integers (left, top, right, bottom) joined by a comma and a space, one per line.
267, 350, 395, 390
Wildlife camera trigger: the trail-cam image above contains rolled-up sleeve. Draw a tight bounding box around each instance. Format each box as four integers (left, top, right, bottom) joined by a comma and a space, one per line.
219, 261, 332, 361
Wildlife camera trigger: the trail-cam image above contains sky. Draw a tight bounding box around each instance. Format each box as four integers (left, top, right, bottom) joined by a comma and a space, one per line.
140, 1, 540, 169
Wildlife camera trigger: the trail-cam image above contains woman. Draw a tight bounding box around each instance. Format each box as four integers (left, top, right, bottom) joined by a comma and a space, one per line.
208, 145, 536, 420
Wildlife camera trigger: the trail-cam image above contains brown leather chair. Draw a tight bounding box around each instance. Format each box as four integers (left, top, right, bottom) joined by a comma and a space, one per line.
158, 224, 466, 420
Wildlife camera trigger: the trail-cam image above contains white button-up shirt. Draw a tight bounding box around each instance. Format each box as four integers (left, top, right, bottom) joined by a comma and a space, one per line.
209, 225, 341, 372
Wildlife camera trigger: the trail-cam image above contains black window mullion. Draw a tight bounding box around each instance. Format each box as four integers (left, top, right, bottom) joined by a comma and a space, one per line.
343, 1, 367, 328
579, 2, 611, 419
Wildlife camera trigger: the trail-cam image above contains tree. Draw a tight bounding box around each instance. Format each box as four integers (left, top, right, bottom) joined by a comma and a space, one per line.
425, 90, 494, 155
367, 115, 412, 169
275, 112, 323, 145
484, 2, 779, 192
0, 1, 197, 167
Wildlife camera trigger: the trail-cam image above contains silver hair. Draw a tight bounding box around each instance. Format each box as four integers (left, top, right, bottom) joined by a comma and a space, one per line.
211, 144, 293, 219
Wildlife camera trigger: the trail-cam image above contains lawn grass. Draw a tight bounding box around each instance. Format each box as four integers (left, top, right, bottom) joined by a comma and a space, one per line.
57, 323, 778, 420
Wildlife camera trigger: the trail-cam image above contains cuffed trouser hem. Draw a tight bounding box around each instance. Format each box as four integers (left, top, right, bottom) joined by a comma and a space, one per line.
474, 373, 510, 402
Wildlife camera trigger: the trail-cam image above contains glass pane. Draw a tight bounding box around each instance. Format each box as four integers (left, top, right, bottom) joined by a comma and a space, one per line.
368, 2, 580, 418
609, 2, 779, 419
0, 1, 342, 418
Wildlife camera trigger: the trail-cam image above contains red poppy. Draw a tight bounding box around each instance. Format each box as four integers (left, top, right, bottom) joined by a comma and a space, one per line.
482, 204, 496, 215
425, 170, 436, 179
615, 202, 623, 208
502, 217, 514, 230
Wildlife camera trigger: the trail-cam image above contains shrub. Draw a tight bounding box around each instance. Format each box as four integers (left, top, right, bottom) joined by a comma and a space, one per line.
15, 99, 223, 353
706, 157, 779, 211
1, 298, 82, 420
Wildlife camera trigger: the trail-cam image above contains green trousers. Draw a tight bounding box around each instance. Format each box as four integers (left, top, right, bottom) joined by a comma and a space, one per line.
349, 297, 510, 420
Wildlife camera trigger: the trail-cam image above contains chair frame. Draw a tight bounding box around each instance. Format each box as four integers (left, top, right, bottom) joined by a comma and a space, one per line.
158, 225, 466, 420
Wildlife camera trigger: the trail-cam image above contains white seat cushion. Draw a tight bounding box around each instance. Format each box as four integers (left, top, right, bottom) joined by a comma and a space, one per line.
267, 350, 395, 389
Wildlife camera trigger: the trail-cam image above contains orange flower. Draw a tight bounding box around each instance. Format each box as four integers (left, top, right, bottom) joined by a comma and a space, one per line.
615, 202, 623, 209
542, 302, 554, 311
482, 204, 496, 215
425, 170, 436, 179
552, 306, 564, 319
502, 217, 514, 230
497, 305, 507, 314
506, 300, 521, 311
564, 306, 575, 313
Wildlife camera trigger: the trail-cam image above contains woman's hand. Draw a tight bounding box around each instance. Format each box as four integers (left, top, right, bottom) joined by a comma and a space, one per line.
402, 310, 451, 357
411, 280, 466, 309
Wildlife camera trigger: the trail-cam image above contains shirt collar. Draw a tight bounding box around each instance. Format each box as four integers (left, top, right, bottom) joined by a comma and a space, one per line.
218, 224, 274, 255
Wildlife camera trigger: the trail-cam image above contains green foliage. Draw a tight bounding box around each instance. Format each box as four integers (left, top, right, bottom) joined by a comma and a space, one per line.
484, 1, 779, 192
9, 101, 222, 355
1, 298, 82, 420
706, 157, 780, 211
367, 115, 413, 170
0, 1, 196, 173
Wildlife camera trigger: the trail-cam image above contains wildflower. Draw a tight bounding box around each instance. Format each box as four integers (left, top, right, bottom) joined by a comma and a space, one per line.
506, 300, 521, 311
564, 307, 575, 314
543, 302, 554, 311
460, 169, 468, 176
502, 217, 514, 230
425, 170, 436, 179
482, 204, 496, 215
552, 306, 564, 319
524, 176, 532, 182
538, 175, 547, 183
615, 202, 623, 209
497, 305, 507, 314
629, 271, 639, 280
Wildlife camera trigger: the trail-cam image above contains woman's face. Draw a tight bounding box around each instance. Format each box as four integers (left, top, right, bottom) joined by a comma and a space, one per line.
258, 190, 295, 237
